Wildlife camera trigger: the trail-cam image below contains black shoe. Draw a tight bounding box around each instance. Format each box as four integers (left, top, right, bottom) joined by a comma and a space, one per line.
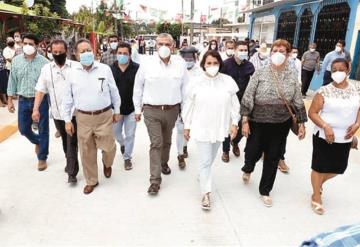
120, 145, 125, 154
147, 183, 160, 195
183, 146, 188, 158
124, 159, 133, 170
68, 175, 77, 184
161, 163, 171, 175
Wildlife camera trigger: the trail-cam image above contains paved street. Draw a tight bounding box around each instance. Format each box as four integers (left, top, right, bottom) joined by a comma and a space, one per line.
0, 102, 360, 247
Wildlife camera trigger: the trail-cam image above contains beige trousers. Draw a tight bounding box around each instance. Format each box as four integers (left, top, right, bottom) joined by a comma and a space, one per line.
76, 109, 116, 185
143, 105, 179, 185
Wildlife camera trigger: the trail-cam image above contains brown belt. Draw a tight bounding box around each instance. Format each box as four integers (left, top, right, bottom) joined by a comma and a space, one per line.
143, 104, 179, 111
77, 105, 112, 115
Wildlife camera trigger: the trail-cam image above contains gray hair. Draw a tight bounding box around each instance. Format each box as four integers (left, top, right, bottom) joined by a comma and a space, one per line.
156, 33, 174, 44
75, 38, 91, 51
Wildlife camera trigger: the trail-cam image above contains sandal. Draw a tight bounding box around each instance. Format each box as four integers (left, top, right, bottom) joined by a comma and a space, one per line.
242, 173, 251, 184
261, 196, 273, 207
202, 193, 211, 210
311, 201, 325, 215
278, 160, 289, 173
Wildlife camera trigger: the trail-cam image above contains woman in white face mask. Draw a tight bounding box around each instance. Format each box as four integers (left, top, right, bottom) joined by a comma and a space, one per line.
240, 39, 307, 207
182, 50, 240, 210
308, 58, 360, 215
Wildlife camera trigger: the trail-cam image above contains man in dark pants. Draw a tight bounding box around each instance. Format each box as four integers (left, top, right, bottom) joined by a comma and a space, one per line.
221, 40, 255, 163
301, 43, 320, 97
33, 39, 79, 183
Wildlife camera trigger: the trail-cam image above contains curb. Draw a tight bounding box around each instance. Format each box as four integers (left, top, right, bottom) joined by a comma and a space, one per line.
0, 122, 18, 143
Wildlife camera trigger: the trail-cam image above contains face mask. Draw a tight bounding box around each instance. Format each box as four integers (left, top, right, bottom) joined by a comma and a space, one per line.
310, 48, 315, 52
23, 44, 36, 55
271, 52, 286, 66
110, 42, 118, 50
331, 71, 347, 84
158, 46, 171, 59
47, 53, 53, 61
53, 53, 67, 66
79, 51, 94, 66
226, 49, 234, 56
203, 43, 208, 47
186, 61, 195, 70
7, 42, 15, 47
237, 51, 248, 61
117, 54, 129, 65
210, 45, 216, 50
14, 37, 21, 42
292, 53, 298, 59
335, 46, 342, 52
205, 65, 219, 77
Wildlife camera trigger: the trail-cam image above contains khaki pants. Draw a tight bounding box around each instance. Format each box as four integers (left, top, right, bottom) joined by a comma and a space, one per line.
143, 105, 179, 185
76, 109, 116, 186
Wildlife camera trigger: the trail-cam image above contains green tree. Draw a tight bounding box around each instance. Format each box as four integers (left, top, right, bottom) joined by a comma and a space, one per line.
72, 6, 94, 33
49, 0, 69, 18
4, 0, 23, 6
156, 22, 181, 41
211, 18, 230, 25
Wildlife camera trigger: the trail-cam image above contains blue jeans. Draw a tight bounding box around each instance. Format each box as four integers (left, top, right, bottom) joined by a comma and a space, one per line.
112, 112, 137, 160
18, 96, 49, 161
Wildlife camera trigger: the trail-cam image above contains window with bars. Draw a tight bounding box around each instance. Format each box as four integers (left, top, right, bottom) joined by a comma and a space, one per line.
276, 10, 297, 45
298, 8, 313, 56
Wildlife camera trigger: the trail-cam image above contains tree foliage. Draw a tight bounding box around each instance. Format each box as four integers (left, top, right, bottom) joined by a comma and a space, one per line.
156, 22, 181, 40
212, 18, 231, 25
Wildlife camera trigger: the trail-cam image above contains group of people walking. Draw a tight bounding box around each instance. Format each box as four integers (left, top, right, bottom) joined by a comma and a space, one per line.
2, 31, 359, 214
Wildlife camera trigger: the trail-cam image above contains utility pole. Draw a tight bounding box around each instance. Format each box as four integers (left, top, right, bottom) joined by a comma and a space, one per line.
181, 0, 184, 37
190, 0, 194, 44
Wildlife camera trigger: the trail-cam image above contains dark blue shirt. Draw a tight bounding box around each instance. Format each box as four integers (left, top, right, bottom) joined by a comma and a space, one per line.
220, 57, 255, 101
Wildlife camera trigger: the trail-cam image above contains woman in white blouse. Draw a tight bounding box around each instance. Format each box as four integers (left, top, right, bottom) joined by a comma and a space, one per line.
309, 58, 360, 215
182, 50, 240, 210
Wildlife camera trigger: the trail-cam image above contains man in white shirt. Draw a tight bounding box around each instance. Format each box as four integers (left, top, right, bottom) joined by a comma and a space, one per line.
133, 33, 188, 195
289, 47, 302, 83
62, 38, 121, 194
3, 37, 16, 71
220, 40, 235, 62
32, 39, 79, 184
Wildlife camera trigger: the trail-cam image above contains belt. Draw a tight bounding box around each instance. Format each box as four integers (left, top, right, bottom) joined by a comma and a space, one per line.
19, 95, 35, 99
143, 104, 179, 111
77, 105, 112, 115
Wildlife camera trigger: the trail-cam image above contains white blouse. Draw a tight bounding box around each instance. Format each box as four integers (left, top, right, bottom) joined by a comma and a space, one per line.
314, 82, 360, 143
182, 72, 240, 143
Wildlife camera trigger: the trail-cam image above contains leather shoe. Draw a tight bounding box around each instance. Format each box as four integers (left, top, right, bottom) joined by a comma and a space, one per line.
161, 163, 171, 175
221, 152, 230, 163
177, 155, 186, 169
147, 183, 160, 195
68, 175, 77, 184
103, 165, 112, 178
83, 183, 99, 194
38, 160, 47, 171
231, 143, 240, 157
124, 159, 133, 170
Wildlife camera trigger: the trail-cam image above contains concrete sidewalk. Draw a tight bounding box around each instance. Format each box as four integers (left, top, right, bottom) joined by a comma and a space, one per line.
0, 111, 360, 246
0, 102, 17, 143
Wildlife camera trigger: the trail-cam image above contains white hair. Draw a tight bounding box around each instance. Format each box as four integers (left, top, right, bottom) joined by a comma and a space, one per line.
156, 33, 174, 44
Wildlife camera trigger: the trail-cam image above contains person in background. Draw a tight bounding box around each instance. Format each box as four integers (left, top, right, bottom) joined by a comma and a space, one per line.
100, 34, 119, 66
2, 37, 16, 105
308, 58, 360, 215
133, 33, 188, 195
219, 38, 226, 52
14, 31, 23, 55
148, 38, 155, 55
139, 38, 146, 55
130, 39, 140, 64
301, 43, 320, 97
241, 39, 307, 207
249, 42, 270, 70
0, 52, 8, 107
45, 45, 53, 61
7, 33, 50, 171
100, 37, 108, 53
220, 40, 235, 62
182, 50, 240, 210
250, 40, 260, 57
176, 46, 202, 168
181, 38, 188, 49
62, 38, 121, 194
111, 42, 139, 171
221, 41, 255, 163
199, 39, 218, 64
33, 39, 79, 183
322, 40, 351, 86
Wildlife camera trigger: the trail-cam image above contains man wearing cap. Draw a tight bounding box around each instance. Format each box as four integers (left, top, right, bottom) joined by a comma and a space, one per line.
133, 33, 188, 195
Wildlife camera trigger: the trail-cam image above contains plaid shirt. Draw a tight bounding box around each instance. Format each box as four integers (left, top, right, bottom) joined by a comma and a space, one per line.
100, 50, 117, 66
301, 224, 360, 247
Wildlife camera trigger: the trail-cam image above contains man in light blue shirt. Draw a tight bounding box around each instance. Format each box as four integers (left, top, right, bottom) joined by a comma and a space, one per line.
322, 40, 351, 85
7, 33, 49, 171
62, 38, 121, 194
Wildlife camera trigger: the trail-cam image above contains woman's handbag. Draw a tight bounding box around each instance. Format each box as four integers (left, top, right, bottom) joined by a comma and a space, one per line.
270, 69, 299, 135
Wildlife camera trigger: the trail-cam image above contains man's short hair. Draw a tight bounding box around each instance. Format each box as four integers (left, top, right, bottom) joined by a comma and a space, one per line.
117, 42, 132, 55
156, 33, 174, 44
225, 40, 235, 46
337, 39, 346, 47
22, 33, 39, 45
50, 39, 68, 51
235, 40, 248, 48
75, 38, 91, 51
108, 34, 119, 41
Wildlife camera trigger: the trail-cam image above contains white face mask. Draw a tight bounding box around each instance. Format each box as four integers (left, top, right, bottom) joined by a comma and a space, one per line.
271, 52, 286, 66
331, 71, 347, 84
110, 42, 118, 50
309, 48, 315, 52
14, 37, 21, 42
158, 45, 171, 59
210, 45, 216, 50
226, 49, 234, 56
23, 44, 36, 55
292, 53, 298, 59
205, 65, 219, 77
335, 46, 342, 52
47, 53, 53, 61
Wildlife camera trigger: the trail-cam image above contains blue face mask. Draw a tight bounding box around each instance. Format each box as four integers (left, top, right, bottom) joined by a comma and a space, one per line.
79, 51, 94, 66
186, 61, 195, 70
117, 54, 129, 65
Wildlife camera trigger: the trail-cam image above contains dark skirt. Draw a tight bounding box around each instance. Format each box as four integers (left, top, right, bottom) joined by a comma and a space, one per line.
0, 69, 9, 94
311, 133, 351, 174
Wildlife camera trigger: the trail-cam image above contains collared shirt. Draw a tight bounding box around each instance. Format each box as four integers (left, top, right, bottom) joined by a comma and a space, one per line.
61, 61, 121, 122
133, 55, 189, 114
2, 46, 16, 70
110, 60, 139, 115
7, 53, 49, 97
249, 52, 270, 70
322, 50, 347, 72
100, 49, 117, 66
221, 57, 255, 101
35, 59, 77, 120
301, 50, 320, 71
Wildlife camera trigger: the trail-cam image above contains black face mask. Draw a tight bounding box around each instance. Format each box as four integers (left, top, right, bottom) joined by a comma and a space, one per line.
7, 42, 15, 47
53, 53, 67, 66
